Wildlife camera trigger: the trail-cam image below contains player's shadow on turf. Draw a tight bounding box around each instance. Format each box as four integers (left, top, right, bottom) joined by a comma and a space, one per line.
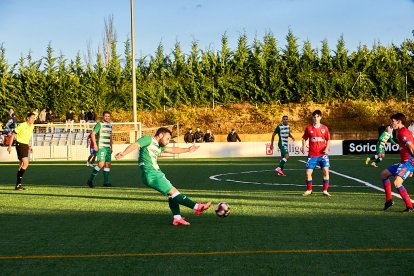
0, 191, 167, 203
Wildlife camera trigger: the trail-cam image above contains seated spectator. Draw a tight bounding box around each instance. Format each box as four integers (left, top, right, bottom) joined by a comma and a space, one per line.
227, 129, 241, 142
184, 128, 194, 143
194, 127, 204, 143
204, 129, 215, 142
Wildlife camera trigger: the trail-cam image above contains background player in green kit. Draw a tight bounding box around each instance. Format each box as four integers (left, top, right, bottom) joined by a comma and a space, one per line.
366, 125, 396, 167
87, 111, 113, 188
115, 127, 212, 226
270, 115, 295, 176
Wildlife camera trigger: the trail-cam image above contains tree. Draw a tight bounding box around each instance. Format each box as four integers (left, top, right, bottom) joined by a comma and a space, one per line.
281, 28, 300, 102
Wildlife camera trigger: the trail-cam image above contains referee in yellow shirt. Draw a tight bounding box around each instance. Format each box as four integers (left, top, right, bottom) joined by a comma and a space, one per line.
7, 112, 36, 190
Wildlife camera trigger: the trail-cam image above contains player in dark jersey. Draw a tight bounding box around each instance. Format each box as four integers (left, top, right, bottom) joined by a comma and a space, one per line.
380, 113, 414, 212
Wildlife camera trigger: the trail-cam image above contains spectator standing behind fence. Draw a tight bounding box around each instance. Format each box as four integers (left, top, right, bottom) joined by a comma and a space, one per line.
78, 110, 87, 132
46, 109, 55, 133
65, 107, 75, 132
86, 108, 96, 123
204, 129, 215, 142
86, 108, 96, 130
227, 129, 241, 142
184, 128, 194, 143
39, 109, 47, 124
194, 127, 204, 143
33, 108, 39, 123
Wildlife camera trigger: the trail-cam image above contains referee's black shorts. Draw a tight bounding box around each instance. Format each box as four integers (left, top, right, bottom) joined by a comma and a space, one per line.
16, 142, 29, 160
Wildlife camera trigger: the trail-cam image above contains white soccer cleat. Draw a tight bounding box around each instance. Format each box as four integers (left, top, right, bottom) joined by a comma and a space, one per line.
303, 190, 313, 196
323, 191, 331, 197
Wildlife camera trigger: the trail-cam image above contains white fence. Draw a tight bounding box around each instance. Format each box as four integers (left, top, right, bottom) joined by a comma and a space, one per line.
1, 141, 344, 162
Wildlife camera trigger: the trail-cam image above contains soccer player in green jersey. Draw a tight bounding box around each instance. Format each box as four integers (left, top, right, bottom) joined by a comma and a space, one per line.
87, 111, 113, 188
115, 127, 212, 226
7, 112, 36, 190
270, 115, 295, 176
366, 125, 396, 168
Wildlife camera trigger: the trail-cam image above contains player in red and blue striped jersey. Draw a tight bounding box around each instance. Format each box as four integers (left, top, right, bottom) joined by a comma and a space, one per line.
381, 113, 414, 212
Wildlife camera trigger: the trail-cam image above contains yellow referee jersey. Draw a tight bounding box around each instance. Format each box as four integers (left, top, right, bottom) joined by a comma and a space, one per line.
14, 122, 34, 144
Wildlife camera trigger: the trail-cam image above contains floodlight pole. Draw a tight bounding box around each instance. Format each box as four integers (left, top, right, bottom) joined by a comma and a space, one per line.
130, 0, 137, 126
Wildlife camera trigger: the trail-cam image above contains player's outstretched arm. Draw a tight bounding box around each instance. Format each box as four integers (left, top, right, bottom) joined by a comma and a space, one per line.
164, 144, 200, 154
115, 142, 140, 160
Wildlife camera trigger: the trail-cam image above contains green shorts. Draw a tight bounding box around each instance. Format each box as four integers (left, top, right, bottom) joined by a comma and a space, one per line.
140, 169, 174, 195
96, 147, 112, 162
376, 144, 385, 155
279, 143, 289, 156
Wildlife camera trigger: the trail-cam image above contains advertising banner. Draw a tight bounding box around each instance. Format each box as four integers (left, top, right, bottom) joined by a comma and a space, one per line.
342, 140, 399, 155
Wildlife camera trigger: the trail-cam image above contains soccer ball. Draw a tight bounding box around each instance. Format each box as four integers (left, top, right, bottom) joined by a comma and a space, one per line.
215, 202, 230, 218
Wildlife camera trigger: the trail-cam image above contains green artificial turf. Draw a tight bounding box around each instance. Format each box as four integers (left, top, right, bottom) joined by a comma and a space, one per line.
1, 156, 414, 274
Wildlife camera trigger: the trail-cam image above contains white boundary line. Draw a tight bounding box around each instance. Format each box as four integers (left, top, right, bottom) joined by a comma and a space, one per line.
297, 160, 407, 201
209, 169, 363, 188
210, 161, 412, 202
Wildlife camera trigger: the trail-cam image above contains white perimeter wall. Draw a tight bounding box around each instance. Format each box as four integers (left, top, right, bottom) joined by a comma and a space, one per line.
0, 141, 343, 162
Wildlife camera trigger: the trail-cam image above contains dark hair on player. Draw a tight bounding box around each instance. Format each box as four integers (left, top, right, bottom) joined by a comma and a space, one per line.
155, 127, 172, 137
390, 113, 406, 125
26, 112, 35, 119
102, 111, 111, 116
312, 110, 322, 117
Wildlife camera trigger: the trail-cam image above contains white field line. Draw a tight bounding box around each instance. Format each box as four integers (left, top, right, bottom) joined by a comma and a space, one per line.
297, 160, 409, 201
209, 169, 363, 188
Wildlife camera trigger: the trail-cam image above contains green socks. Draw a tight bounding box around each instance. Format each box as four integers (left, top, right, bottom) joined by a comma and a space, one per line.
88, 167, 100, 182
168, 197, 181, 216
278, 158, 287, 170
103, 168, 110, 184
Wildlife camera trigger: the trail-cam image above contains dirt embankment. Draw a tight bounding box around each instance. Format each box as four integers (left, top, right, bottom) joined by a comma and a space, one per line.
112, 100, 414, 141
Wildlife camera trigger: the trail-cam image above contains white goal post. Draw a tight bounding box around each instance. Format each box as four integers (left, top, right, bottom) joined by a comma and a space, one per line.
29, 122, 142, 161
25, 122, 180, 161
